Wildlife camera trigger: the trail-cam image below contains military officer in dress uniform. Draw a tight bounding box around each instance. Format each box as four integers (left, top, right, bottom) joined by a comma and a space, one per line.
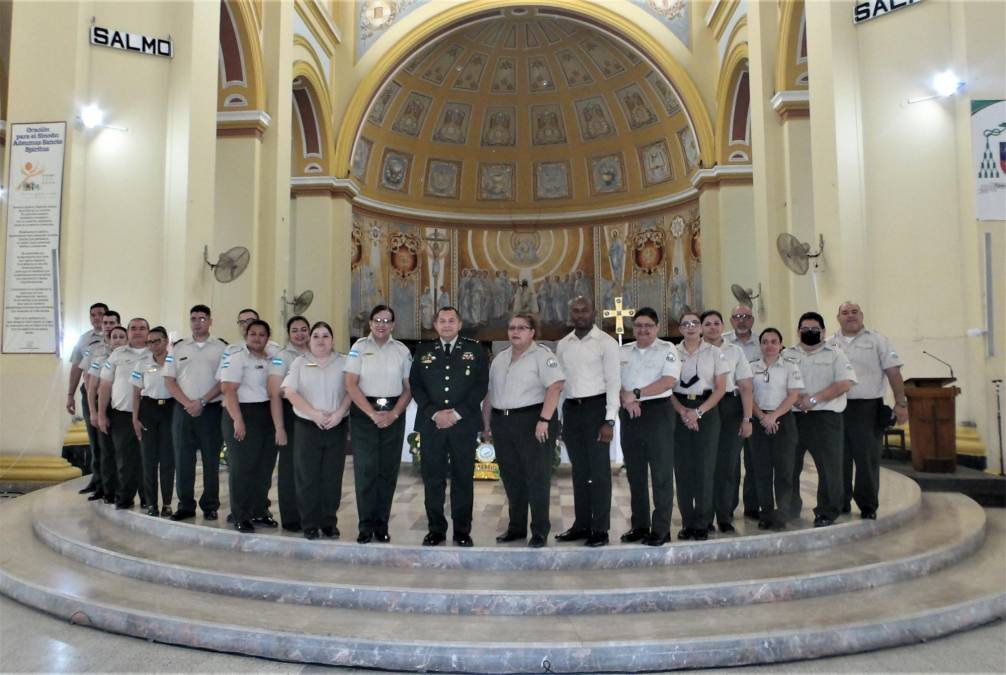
617, 307, 680, 547
408, 306, 489, 547
344, 305, 413, 544
67, 301, 108, 494
555, 296, 621, 547
828, 302, 907, 519
723, 304, 762, 521
702, 310, 754, 533
482, 312, 565, 548
268, 315, 311, 532
86, 320, 126, 503
220, 319, 279, 533
130, 326, 176, 517
97, 318, 150, 509
784, 311, 857, 527
282, 321, 352, 540
671, 312, 730, 541
750, 328, 804, 530
163, 304, 228, 522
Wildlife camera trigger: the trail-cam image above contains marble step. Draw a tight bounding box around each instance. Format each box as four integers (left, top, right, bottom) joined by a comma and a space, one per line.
1, 488, 1003, 672
32, 489, 985, 615
90, 469, 923, 570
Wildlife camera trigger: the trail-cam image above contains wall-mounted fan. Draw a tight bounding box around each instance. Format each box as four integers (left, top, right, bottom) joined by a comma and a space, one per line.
282, 289, 314, 320
776, 234, 824, 275
204, 245, 250, 283
730, 282, 761, 309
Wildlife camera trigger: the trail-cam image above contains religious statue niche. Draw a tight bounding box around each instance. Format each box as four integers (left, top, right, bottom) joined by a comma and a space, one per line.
615, 84, 658, 130
531, 104, 566, 146
482, 107, 516, 147
574, 96, 615, 141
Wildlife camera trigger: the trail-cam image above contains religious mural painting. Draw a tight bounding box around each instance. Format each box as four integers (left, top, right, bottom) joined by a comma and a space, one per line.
391, 91, 433, 137
527, 56, 556, 93
452, 52, 489, 91
555, 49, 594, 88
422, 44, 465, 85
638, 139, 675, 186
350, 204, 702, 341
351, 136, 373, 180
478, 163, 515, 201
490, 57, 517, 94
530, 104, 567, 146
645, 70, 683, 117
589, 153, 627, 195
677, 126, 701, 170
615, 83, 658, 130
534, 161, 572, 200
423, 159, 462, 199
579, 37, 627, 78
367, 80, 401, 125
538, 18, 562, 44
432, 102, 471, 144
379, 149, 412, 192
481, 107, 516, 147
574, 96, 616, 141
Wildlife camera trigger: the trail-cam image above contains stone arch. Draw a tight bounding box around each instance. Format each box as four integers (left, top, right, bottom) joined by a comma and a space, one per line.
291, 61, 334, 176
775, 0, 808, 93
218, 0, 265, 112
715, 42, 751, 165
332, 0, 714, 177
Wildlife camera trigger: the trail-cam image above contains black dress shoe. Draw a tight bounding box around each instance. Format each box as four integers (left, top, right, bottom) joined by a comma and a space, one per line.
644, 532, 670, 547
771, 522, 787, 531
758, 519, 773, 530
253, 516, 278, 528
718, 522, 736, 534
841, 504, 852, 514
357, 531, 373, 544
693, 528, 709, 541
235, 520, 255, 533
554, 527, 590, 542
115, 501, 134, 510
528, 534, 546, 548
79, 484, 96, 494
304, 527, 320, 540
861, 511, 877, 520
282, 523, 302, 533
170, 509, 196, 522
203, 510, 218, 521
140, 502, 148, 510
226, 513, 235, 524
813, 515, 835, 528
87, 491, 105, 502
146, 505, 159, 516
743, 509, 761, 520
374, 531, 391, 543
495, 530, 527, 543
677, 528, 694, 541
422, 532, 446, 546
321, 526, 340, 539
453, 533, 473, 547
585, 531, 608, 547
160, 506, 173, 518
620, 527, 650, 543
103, 496, 115, 505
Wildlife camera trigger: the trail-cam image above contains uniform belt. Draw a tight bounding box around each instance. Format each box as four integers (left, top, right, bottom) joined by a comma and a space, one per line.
638, 397, 671, 407
564, 393, 606, 405
142, 396, 171, 406
727, 389, 740, 397
366, 395, 399, 411
491, 403, 543, 416
674, 391, 711, 408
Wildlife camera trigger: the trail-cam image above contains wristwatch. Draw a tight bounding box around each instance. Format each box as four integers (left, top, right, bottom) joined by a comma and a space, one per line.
604, 419, 615, 427
198, 398, 207, 407
632, 388, 642, 400
741, 417, 752, 423
695, 408, 704, 419
538, 415, 551, 423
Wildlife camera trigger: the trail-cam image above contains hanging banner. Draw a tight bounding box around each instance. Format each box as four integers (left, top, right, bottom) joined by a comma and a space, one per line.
972, 100, 1006, 221
2, 122, 66, 354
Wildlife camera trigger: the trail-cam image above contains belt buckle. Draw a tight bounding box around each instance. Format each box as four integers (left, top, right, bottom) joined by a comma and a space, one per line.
157, 399, 166, 406
504, 409, 510, 416
376, 397, 389, 410
687, 394, 697, 401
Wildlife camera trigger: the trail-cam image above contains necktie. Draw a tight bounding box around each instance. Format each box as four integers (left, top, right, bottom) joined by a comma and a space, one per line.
443, 342, 451, 356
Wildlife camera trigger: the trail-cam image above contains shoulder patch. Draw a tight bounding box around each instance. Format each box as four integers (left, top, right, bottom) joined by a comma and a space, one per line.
348, 350, 360, 358
546, 357, 558, 368
271, 358, 284, 366
104, 361, 113, 369
130, 371, 142, 380
165, 355, 174, 363
666, 352, 676, 362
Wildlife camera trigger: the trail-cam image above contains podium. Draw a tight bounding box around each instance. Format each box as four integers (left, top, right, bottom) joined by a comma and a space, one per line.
904, 377, 960, 473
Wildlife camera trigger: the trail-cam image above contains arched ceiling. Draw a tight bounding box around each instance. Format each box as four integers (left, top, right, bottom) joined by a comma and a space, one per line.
350, 6, 703, 219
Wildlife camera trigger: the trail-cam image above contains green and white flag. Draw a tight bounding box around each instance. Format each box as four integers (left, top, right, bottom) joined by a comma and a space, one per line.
972, 99, 1005, 221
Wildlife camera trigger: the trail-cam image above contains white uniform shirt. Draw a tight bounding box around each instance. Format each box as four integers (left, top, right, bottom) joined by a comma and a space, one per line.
673, 340, 731, 395
218, 339, 280, 380
782, 344, 858, 413
556, 325, 621, 420
71, 329, 101, 367
268, 344, 308, 381
751, 358, 805, 411
162, 337, 227, 402
489, 342, 565, 409
131, 354, 173, 400
99, 346, 150, 412
82, 343, 110, 382
282, 353, 349, 420
723, 330, 762, 363
219, 347, 272, 403
343, 335, 412, 397
619, 338, 680, 401
826, 329, 904, 400
715, 340, 754, 393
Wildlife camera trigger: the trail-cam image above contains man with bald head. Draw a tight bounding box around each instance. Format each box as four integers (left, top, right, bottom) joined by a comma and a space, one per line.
723, 305, 762, 520
826, 302, 907, 519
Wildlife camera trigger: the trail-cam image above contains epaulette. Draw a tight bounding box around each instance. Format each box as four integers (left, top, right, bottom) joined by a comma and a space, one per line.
172, 338, 183, 346
219, 338, 229, 345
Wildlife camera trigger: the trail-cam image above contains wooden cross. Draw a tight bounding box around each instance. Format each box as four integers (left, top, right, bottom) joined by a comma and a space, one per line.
603, 296, 636, 341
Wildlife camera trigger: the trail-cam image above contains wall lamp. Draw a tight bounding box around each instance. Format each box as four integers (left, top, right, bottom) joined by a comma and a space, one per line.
907, 70, 966, 104
75, 104, 127, 131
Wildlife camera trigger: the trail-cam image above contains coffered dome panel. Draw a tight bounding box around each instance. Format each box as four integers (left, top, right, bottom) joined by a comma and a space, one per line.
349, 6, 703, 218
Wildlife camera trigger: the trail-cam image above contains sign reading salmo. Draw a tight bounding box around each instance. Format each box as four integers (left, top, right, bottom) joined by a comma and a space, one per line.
90, 24, 173, 58
854, 0, 923, 24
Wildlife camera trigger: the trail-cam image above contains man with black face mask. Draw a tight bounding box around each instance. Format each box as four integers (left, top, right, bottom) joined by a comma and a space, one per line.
781, 312, 857, 527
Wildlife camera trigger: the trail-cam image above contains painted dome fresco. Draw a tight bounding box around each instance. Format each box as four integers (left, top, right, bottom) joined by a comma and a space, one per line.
350, 6, 703, 218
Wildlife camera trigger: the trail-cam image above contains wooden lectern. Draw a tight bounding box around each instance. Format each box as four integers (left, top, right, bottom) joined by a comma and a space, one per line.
904, 377, 960, 473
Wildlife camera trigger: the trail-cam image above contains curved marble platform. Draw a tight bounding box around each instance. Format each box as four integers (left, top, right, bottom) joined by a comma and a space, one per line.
1, 468, 1004, 672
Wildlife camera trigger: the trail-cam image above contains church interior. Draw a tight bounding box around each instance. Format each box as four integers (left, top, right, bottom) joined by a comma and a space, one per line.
0, 0, 1004, 671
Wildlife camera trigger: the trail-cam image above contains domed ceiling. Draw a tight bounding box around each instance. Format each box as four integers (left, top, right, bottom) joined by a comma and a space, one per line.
350, 6, 702, 218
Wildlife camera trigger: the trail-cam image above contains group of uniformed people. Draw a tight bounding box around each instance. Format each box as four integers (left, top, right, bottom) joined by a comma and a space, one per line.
68, 295, 906, 548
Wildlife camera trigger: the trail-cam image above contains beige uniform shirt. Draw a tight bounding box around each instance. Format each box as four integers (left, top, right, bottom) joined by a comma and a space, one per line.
343, 335, 412, 397
751, 358, 805, 411
268, 344, 308, 381
131, 354, 172, 400
826, 329, 904, 400
673, 340, 731, 396
163, 337, 228, 402
219, 347, 271, 403
489, 342, 565, 409
219, 339, 279, 380
100, 346, 150, 412
71, 329, 101, 366
619, 339, 680, 401
82, 343, 110, 382
723, 330, 762, 363
556, 324, 621, 420
782, 344, 858, 413
717, 340, 754, 392
282, 353, 348, 420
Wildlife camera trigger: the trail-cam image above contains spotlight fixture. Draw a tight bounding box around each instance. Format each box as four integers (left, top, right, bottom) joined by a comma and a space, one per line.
906, 70, 965, 105
76, 104, 127, 131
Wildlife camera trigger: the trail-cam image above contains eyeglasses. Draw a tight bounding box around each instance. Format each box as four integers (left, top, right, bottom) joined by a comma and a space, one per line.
146, 338, 163, 345
799, 327, 822, 334
237, 318, 254, 326
190, 317, 209, 323
731, 314, 753, 320
680, 320, 700, 328
633, 323, 656, 330
371, 318, 394, 324
507, 325, 532, 331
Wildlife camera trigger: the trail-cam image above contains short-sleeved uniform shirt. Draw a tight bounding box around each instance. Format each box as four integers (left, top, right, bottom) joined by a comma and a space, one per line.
781, 344, 858, 413
218, 339, 280, 381
556, 325, 622, 420
751, 358, 805, 411
100, 346, 151, 412
723, 330, 762, 363
71, 329, 102, 367
826, 329, 904, 400
673, 340, 731, 396
82, 343, 110, 386
162, 337, 228, 402
219, 347, 272, 403
717, 340, 754, 392
131, 354, 172, 400
344, 335, 412, 397
268, 344, 308, 381
619, 338, 680, 401
282, 353, 349, 420
489, 342, 565, 409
